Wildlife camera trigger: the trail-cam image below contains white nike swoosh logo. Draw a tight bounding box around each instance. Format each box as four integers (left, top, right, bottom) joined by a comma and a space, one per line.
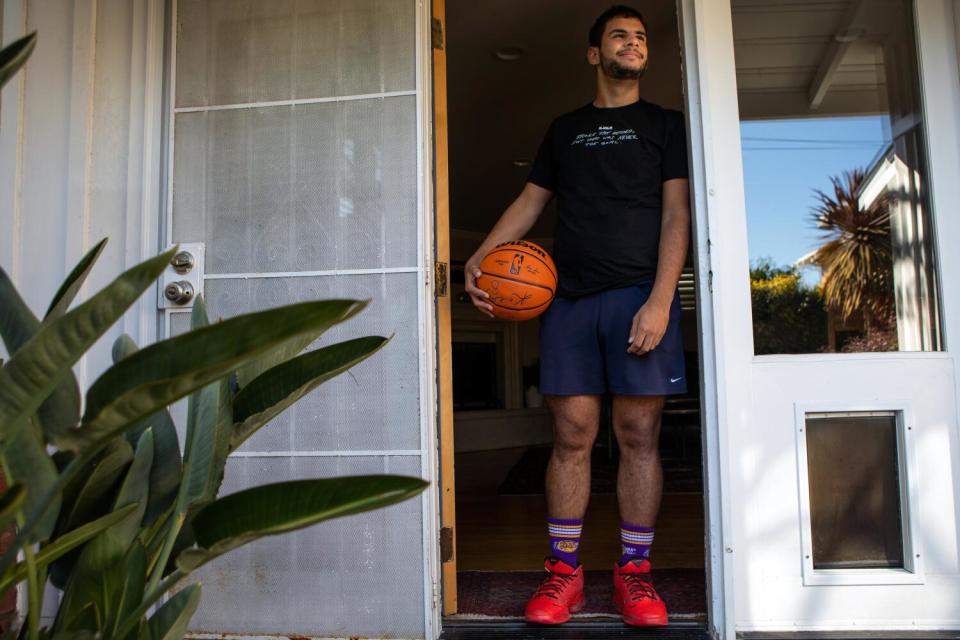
670, 377, 683, 383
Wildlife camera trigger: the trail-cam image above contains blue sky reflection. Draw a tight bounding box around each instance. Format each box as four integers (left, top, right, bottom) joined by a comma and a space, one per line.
741, 115, 889, 285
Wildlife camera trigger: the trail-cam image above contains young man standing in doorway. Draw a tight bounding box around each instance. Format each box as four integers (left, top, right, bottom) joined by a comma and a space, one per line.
464, 4, 690, 627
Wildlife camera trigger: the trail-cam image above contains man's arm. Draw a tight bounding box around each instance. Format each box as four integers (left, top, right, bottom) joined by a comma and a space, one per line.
627, 177, 690, 354
464, 181, 554, 317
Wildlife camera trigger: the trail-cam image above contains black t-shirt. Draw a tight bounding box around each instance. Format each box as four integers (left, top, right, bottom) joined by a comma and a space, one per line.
527, 99, 688, 298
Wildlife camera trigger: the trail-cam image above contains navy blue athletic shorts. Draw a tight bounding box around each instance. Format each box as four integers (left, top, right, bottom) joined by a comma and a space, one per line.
539, 282, 687, 396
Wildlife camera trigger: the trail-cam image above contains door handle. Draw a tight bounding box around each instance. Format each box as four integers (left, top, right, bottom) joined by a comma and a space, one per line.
164, 281, 194, 305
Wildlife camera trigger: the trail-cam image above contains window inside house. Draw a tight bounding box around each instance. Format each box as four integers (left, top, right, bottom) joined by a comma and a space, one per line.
452, 336, 503, 411
805, 412, 905, 569
731, 0, 942, 354
452, 341, 503, 411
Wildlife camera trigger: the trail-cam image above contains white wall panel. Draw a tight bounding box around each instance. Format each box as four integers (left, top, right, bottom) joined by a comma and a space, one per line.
0, 0, 165, 382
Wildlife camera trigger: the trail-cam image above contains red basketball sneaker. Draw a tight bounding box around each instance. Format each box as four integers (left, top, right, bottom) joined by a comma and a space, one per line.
523, 558, 585, 625
613, 559, 668, 626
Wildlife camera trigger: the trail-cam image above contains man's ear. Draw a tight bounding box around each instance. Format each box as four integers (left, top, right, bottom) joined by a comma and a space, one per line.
586, 46, 599, 65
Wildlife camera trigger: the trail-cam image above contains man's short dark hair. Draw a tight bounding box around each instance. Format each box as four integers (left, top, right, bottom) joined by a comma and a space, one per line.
589, 5, 647, 47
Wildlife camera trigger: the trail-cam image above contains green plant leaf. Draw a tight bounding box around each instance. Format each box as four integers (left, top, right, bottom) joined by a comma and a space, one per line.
0, 483, 25, 528
112, 333, 182, 526
0, 32, 36, 91
112, 333, 138, 362
126, 408, 181, 526
0, 265, 81, 441
179, 299, 231, 507
4, 418, 61, 542
177, 475, 428, 571
234, 332, 318, 390
107, 542, 146, 640
0, 247, 177, 447
231, 336, 389, 451
55, 438, 133, 539
56, 601, 100, 638
70, 299, 368, 450
48, 631, 96, 640
109, 429, 154, 540
171, 299, 229, 520
0, 441, 115, 583
146, 584, 200, 640
35, 375, 82, 443
55, 431, 153, 634
45, 238, 109, 321
0, 265, 39, 354
0, 504, 137, 594
232, 295, 376, 389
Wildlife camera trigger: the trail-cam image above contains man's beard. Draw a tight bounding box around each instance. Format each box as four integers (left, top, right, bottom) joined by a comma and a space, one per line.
599, 51, 646, 79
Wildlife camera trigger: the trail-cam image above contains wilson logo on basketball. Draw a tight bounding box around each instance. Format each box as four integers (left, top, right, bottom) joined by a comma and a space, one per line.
476, 240, 557, 321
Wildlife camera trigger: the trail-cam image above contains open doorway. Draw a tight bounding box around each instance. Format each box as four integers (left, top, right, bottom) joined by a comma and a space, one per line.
439, 0, 707, 624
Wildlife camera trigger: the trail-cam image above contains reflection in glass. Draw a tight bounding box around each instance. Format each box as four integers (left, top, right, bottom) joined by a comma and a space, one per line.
732, 0, 941, 354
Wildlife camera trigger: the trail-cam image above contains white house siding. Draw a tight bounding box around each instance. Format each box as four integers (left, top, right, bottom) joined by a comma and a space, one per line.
0, 0, 164, 382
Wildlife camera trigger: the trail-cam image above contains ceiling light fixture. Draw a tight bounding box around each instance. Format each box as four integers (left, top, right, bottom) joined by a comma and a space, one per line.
495, 46, 524, 61
513, 159, 531, 167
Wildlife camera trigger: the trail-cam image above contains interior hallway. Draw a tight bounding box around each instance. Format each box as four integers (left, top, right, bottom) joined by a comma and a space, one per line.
455, 447, 705, 571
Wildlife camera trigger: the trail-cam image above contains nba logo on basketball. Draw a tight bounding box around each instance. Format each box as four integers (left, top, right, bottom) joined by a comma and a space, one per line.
476, 240, 557, 321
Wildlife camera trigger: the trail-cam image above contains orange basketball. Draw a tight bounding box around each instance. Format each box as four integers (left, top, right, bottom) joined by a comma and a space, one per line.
476, 240, 557, 321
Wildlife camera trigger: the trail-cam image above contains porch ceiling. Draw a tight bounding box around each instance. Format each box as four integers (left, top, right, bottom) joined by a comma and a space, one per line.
732, 0, 896, 120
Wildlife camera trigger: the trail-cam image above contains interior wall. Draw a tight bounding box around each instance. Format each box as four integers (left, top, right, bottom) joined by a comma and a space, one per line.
445, 0, 683, 240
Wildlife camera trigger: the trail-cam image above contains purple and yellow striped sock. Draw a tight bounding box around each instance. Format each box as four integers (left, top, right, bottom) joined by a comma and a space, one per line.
548, 517, 583, 567
619, 522, 655, 565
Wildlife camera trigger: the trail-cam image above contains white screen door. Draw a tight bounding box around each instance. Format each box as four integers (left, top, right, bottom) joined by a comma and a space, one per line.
162, 1, 435, 637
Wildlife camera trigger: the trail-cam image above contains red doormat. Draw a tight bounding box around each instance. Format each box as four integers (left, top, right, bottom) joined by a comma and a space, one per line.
456, 569, 706, 619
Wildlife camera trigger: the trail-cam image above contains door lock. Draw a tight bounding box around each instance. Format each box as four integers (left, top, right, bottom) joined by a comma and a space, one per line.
158, 242, 204, 310
171, 251, 196, 274
164, 281, 194, 305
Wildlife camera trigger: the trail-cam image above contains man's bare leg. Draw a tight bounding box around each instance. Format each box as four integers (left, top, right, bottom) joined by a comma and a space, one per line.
612, 395, 665, 525
611, 394, 669, 626
524, 395, 600, 623
544, 394, 602, 519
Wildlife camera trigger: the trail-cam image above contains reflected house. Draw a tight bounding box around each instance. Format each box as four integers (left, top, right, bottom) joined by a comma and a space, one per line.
795, 143, 932, 354
858, 145, 940, 351
3, 1, 960, 639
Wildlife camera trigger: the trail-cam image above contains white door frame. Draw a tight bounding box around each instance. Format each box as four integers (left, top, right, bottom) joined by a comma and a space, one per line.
416, 0, 443, 637
682, 0, 960, 636
677, 1, 747, 637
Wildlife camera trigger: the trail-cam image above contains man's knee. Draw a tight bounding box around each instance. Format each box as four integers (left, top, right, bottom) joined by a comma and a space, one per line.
614, 406, 662, 455
553, 417, 597, 460
547, 396, 600, 460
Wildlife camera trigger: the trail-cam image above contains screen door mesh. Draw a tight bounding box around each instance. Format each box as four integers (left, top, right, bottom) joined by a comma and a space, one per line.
169, 0, 424, 636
